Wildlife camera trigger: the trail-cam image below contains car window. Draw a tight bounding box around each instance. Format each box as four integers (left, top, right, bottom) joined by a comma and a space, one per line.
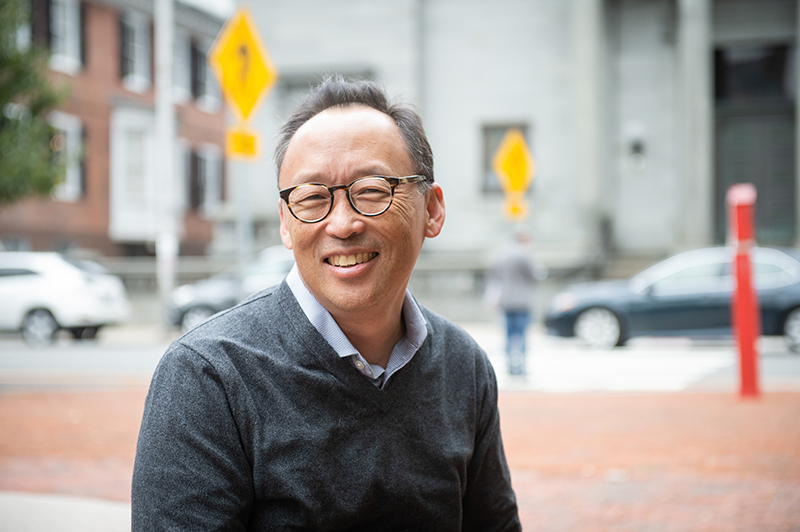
0, 268, 37, 277
719, 250, 799, 289
662, 262, 722, 281
650, 261, 728, 296
754, 261, 796, 288
632, 248, 729, 288
65, 258, 110, 275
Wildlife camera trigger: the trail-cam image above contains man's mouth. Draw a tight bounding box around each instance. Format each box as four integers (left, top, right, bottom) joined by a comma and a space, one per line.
325, 252, 378, 267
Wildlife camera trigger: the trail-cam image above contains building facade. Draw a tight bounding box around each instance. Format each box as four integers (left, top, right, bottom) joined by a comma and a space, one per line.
0, 0, 226, 256
239, 0, 799, 273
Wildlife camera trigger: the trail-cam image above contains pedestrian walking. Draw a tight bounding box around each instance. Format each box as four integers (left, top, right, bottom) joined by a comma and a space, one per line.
486, 226, 548, 375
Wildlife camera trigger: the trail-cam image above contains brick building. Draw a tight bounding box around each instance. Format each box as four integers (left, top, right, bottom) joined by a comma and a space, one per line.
0, 0, 227, 256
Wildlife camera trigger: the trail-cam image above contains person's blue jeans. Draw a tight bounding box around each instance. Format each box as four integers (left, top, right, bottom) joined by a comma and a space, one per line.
504, 310, 530, 375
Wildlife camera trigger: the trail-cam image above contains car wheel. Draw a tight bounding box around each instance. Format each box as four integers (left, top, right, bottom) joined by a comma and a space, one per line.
181, 306, 216, 333
573, 307, 623, 349
783, 307, 800, 353
71, 326, 99, 340
22, 309, 59, 347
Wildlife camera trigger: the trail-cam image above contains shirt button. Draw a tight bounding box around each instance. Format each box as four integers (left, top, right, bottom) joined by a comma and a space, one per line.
354, 360, 365, 370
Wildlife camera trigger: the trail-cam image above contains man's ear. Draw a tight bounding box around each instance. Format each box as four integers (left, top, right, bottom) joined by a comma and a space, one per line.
279, 200, 294, 250
424, 184, 446, 238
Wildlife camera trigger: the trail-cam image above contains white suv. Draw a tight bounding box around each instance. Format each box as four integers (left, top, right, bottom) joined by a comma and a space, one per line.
0, 252, 130, 345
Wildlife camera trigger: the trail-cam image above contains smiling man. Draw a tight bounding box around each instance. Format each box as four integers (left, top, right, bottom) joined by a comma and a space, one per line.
132, 77, 521, 531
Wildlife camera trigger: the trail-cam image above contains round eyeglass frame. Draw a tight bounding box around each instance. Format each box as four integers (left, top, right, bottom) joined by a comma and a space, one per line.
279, 175, 428, 223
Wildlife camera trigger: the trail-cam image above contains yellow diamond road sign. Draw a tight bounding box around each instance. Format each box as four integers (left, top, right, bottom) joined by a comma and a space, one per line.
209, 8, 278, 121
492, 129, 535, 194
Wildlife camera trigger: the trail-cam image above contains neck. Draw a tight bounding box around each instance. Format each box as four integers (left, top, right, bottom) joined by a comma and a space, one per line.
331, 300, 406, 369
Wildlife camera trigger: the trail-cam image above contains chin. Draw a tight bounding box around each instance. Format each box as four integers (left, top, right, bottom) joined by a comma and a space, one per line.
322, 285, 388, 314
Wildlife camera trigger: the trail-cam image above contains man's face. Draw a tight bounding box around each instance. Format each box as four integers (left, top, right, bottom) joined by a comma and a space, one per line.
278, 105, 445, 319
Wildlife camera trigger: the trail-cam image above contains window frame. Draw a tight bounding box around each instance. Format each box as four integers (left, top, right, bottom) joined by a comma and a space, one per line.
191, 38, 221, 113
173, 28, 192, 104
482, 123, 531, 193
120, 10, 152, 93
49, 111, 85, 202
187, 144, 223, 215
48, 0, 83, 75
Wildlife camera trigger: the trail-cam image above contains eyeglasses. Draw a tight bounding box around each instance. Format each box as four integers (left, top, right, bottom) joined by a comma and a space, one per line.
279, 175, 428, 223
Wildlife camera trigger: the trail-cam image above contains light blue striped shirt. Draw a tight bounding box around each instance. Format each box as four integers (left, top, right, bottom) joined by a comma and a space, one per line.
285, 265, 427, 389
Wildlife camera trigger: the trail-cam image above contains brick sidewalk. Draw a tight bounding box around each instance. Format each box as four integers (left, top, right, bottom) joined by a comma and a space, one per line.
500, 392, 800, 531
1, 389, 798, 531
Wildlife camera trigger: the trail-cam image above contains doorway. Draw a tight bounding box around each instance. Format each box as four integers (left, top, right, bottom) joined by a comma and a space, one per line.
714, 44, 796, 245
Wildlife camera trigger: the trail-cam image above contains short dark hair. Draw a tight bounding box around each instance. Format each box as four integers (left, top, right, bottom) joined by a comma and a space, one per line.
274, 75, 434, 191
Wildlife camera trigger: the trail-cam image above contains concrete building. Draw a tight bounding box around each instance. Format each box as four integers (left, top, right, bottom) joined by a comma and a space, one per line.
0, 0, 227, 256
238, 0, 799, 275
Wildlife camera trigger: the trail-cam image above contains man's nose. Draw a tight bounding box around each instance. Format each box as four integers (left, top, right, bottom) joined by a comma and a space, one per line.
325, 190, 365, 238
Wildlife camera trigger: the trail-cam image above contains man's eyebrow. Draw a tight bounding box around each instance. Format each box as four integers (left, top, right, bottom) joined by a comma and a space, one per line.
355, 165, 395, 177
293, 168, 395, 183
286, 170, 327, 184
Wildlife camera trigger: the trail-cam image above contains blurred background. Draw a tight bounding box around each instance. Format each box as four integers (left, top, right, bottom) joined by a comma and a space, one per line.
2, 2, 800, 531
3, 0, 799, 328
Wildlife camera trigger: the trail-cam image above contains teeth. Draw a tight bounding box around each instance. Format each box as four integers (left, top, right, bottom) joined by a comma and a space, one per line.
328, 252, 376, 267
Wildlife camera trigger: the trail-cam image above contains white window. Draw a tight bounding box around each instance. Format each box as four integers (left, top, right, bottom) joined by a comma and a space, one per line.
188, 144, 223, 216
49, 0, 82, 74
49, 111, 84, 202
173, 29, 192, 104
109, 108, 157, 242
121, 11, 151, 93
192, 39, 221, 113
200, 145, 223, 215
123, 129, 148, 207
175, 139, 190, 210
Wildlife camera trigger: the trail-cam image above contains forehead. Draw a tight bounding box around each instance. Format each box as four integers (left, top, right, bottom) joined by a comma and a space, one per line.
280, 105, 413, 185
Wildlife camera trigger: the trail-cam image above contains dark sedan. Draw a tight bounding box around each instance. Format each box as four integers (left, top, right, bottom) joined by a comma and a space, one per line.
545, 246, 800, 350
167, 245, 295, 333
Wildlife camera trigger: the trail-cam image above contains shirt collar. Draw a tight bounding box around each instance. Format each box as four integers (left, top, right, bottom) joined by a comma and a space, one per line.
285, 264, 427, 377
286, 265, 360, 359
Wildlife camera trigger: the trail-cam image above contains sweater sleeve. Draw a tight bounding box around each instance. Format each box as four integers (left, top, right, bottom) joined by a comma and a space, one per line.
462, 356, 522, 532
131, 343, 253, 531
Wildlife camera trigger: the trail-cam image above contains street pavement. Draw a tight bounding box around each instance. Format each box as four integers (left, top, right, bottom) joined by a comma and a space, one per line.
470, 321, 800, 394
1, 322, 800, 531
3, 321, 800, 394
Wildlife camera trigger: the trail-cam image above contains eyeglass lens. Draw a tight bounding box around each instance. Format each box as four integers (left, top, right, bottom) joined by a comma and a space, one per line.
288, 177, 393, 221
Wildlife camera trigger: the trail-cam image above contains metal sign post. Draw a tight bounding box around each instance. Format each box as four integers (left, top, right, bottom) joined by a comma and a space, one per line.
155, 0, 178, 330
727, 183, 761, 399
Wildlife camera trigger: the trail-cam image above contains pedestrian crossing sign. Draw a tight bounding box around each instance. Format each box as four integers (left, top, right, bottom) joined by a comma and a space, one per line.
209, 8, 278, 122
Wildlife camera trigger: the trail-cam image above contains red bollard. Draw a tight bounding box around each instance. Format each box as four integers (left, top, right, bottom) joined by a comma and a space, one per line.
726, 183, 761, 398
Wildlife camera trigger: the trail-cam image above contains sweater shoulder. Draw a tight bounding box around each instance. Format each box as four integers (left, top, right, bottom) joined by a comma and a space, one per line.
166, 281, 324, 368
419, 306, 494, 376
182, 282, 282, 337
421, 306, 482, 351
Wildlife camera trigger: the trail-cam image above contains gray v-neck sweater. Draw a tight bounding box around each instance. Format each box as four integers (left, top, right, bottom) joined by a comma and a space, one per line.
132, 281, 521, 531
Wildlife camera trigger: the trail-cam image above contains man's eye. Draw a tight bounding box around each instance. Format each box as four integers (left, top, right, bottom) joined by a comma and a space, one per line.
293, 190, 330, 203
358, 188, 387, 195
302, 194, 329, 201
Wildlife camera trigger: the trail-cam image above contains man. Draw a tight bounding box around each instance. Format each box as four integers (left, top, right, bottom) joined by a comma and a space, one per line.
132, 77, 521, 531
487, 226, 547, 375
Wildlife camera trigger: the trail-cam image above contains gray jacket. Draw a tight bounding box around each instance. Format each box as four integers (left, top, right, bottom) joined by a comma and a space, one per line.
488, 242, 547, 312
